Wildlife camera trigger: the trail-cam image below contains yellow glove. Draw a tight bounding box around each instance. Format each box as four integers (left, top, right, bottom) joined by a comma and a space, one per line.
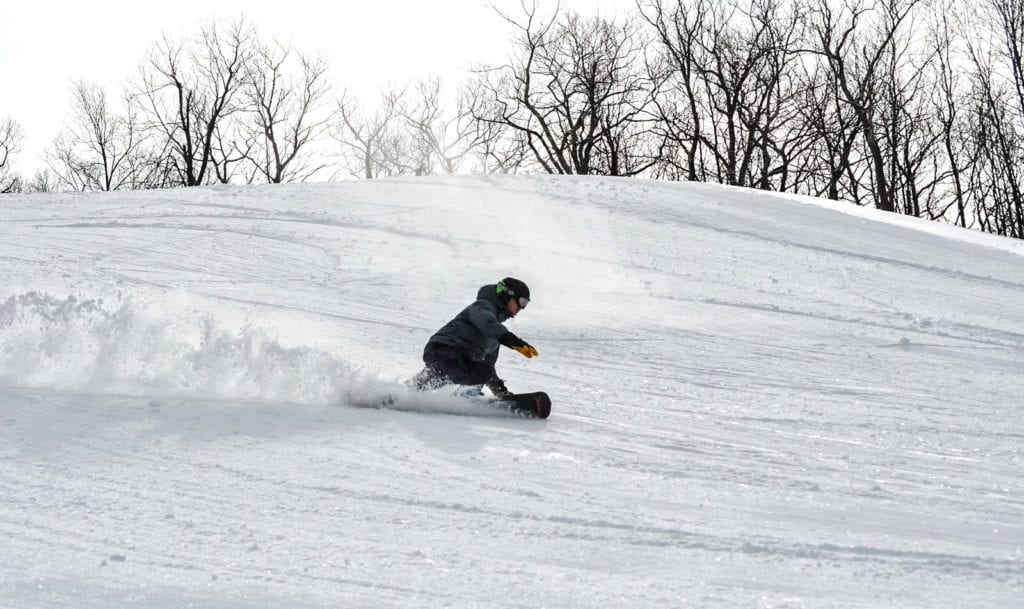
512, 344, 539, 358
501, 332, 538, 358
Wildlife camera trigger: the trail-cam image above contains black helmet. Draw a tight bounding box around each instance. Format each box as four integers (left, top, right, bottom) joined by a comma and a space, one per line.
496, 277, 530, 307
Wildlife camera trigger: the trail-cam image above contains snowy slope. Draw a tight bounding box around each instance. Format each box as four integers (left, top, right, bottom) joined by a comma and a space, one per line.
1, 175, 1021, 608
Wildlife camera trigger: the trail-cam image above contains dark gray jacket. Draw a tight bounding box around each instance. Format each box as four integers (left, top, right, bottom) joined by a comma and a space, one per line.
427, 284, 511, 362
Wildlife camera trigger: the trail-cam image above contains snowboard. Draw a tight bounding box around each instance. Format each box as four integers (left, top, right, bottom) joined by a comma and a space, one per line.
487, 391, 551, 419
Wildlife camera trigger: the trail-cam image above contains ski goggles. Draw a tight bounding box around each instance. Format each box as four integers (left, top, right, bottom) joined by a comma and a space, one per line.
515, 296, 529, 309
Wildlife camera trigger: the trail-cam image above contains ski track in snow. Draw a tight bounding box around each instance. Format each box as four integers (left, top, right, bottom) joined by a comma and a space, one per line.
1, 175, 1022, 608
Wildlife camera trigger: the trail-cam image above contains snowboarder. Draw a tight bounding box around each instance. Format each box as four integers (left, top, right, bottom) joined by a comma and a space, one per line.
407, 277, 537, 397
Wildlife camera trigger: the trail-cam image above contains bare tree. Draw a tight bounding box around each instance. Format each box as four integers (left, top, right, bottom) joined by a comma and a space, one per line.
965, 0, 1024, 237
48, 81, 157, 191
640, 0, 709, 181
403, 77, 485, 174
807, 0, 926, 213
474, 1, 565, 174
926, 4, 972, 226
742, 0, 813, 191
872, 6, 946, 219
245, 42, 332, 183
134, 18, 254, 186
461, 74, 534, 173
476, 1, 660, 175
796, 58, 869, 202
965, 45, 1024, 236
331, 87, 406, 179
0, 116, 24, 193
25, 169, 58, 193
388, 113, 435, 176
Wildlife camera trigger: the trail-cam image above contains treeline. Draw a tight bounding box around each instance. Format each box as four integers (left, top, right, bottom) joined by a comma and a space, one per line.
2, 0, 1024, 239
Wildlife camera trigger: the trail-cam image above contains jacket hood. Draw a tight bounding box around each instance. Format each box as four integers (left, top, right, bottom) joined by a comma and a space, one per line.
478, 284, 511, 321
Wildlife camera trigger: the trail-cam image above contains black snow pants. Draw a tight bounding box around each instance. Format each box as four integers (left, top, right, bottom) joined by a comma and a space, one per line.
408, 342, 498, 390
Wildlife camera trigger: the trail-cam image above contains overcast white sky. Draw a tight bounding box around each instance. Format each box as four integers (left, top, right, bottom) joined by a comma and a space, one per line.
0, 0, 637, 175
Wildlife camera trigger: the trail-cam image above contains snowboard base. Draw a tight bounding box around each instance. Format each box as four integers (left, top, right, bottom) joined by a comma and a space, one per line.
488, 391, 551, 419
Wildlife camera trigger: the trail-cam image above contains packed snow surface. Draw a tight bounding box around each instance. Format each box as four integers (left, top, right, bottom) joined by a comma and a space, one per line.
1, 175, 1022, 608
